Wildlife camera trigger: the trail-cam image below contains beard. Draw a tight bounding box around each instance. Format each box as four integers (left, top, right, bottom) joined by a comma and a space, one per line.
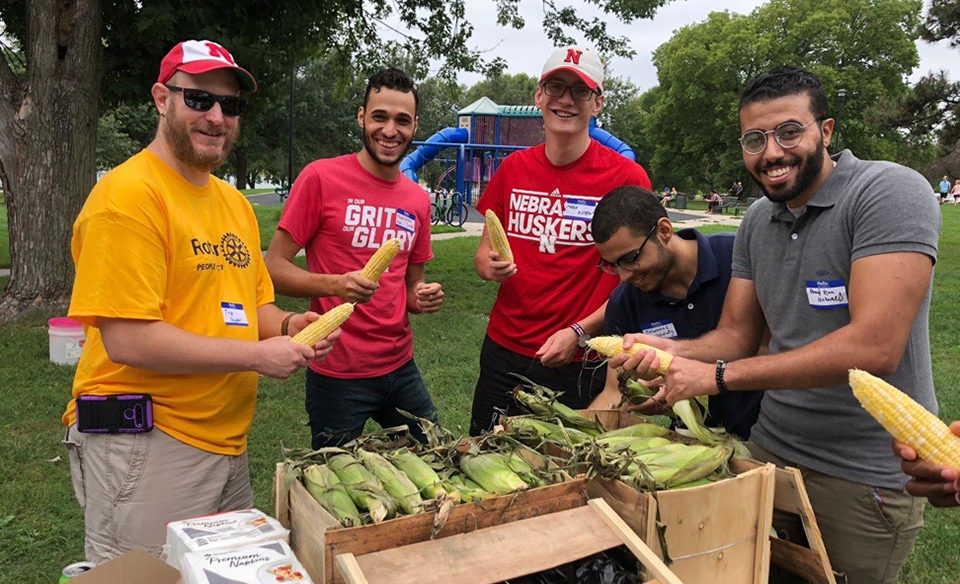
361, 124, 412, 168
750, 139, 826, 204
631, 242, 674, 293
162, 103, 238, 171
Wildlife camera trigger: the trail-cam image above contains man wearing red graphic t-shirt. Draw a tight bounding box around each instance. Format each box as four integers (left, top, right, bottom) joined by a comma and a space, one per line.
470, 46, 652, 435
266, 69, 444, 448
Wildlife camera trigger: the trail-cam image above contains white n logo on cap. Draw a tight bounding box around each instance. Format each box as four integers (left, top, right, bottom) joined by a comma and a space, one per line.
181, 40, 236, 65
564, 49, 582, 65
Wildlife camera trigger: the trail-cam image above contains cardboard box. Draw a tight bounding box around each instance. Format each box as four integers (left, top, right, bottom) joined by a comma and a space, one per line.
69, 549, 181, 584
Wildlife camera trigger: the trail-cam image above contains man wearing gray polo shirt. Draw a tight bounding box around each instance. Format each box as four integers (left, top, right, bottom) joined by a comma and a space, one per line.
616, 66, 940, 584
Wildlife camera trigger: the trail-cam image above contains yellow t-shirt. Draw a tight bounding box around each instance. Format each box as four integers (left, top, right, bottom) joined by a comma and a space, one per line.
62, 150, 275, 455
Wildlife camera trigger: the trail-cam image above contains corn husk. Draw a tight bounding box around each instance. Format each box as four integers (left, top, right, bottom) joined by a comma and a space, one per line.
622, 378, 657, 404
358, 449, 424, 515
597, 423, 671, 440
512, 377, 604, 436
596, 436, 673, 454
327, 454, 397, 523
626, 444, 731, 489
386, 449, 448, 499
303, 464, 362, 527
460, 453, 530, 495
510, 417, 592, 446
503, 450, 547, 488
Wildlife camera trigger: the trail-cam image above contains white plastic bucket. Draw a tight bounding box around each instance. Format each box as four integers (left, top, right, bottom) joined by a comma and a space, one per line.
48, 317, 85, 366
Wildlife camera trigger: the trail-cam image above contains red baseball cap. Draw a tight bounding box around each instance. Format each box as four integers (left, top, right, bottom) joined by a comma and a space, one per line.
540, 45, 604, 91
158, 40, 257, 93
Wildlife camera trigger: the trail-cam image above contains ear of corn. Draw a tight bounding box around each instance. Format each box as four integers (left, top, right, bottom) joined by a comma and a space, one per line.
622, 378, 656, 404
485, 210, 513, 263
460, 453, 530, 494
510, 417, 592, 445
357, 449, 424, 514
597, 423, 670, 440
386, 449, 448, 499
503, 450, 547, 488
291, 302, 354, 346
625, 444, 731, 489
327, 454, 397, 523
586, 336, 673, 375
596, 436, 673, 453
302, 464, 362, 527
850, 369, 960, 468
360, 238, 401, 282
513, 381, 604, 435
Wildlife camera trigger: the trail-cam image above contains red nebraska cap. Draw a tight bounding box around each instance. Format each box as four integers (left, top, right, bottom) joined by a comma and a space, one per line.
158, 40, 257, 93
540, 45, 604, 91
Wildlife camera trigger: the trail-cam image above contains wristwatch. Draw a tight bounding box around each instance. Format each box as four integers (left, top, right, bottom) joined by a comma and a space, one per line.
715, 359, 729, 395
570, 323, 591, 348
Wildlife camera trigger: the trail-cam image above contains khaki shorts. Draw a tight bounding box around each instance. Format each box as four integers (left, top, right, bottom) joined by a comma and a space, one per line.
748, 442, 924, 584
63, 426, 253, 565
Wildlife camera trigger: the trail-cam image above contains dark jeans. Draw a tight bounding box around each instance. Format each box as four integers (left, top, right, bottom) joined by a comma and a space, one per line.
469, 335, 606, 436
304, 358, 438, 449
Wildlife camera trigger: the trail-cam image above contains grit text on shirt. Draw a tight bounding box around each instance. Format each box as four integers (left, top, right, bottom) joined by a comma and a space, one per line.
343, 200, 417, 250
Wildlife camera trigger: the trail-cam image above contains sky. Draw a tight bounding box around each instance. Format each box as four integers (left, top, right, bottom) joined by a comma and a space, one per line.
437, 0, 957, 91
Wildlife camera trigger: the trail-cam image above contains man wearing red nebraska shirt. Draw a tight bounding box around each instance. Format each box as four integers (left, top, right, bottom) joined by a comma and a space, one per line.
470, 46, 652, 435
266, 69, 444, 448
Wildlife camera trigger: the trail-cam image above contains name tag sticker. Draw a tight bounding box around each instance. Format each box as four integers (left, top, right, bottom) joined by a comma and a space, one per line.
805, 279, 849, 309
221, 302, 249, 326
641, 319, 679, 339
563, 198, 597, 221
395, 208, 416, 233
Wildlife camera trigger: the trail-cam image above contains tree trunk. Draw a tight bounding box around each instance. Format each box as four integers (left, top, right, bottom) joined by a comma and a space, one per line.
0, 0, 102, 319
234, 148, 249, 191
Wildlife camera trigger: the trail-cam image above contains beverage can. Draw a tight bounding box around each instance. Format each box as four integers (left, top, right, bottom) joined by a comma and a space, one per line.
59, 561, 96, 583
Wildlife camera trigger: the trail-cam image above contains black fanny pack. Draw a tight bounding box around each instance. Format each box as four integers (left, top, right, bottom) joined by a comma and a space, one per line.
76, 394, 154, 434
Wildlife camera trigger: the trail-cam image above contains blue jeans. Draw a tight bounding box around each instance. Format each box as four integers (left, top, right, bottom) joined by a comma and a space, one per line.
304, 359, 438, 449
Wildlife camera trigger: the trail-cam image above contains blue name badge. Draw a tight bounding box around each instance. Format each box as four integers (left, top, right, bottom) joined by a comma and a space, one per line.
641, 319, 679, 339
220, 302, 249, 326
805, 279, 849, 309
563, 198, 597, 221
395, 208, 416, 233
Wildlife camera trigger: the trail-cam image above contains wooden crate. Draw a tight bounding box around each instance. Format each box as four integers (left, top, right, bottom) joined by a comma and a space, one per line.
275, 463, 603, 584
333, 485, 775, 584
578, 409, 837, 584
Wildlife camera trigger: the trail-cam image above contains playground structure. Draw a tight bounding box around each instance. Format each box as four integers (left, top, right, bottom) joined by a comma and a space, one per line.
400, 97, 637, 207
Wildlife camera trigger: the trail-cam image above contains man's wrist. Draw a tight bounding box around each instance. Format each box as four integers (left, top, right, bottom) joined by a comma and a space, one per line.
280, 312, 296, 336
569, 322, 585, 339
715, 359, 729, 395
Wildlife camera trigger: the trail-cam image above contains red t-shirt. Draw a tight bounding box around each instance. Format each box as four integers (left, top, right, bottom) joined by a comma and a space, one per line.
279, 154, 433, 378
476, 140, 651, 357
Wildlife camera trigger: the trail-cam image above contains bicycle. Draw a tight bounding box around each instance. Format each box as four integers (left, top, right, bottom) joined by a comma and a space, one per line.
431, 189, 469, 227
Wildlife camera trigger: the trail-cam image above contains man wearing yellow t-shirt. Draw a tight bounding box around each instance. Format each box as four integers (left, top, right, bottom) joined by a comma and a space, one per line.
61, 40, 339, 565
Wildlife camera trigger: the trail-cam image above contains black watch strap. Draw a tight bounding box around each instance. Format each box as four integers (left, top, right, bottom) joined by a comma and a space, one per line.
716, 359, 729, 395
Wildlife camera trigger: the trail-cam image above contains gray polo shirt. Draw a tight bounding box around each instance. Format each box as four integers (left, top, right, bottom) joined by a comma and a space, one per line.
732, 150, 941, 489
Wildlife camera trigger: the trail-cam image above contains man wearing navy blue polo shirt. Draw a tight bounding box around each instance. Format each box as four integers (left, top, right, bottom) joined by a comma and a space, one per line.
587, 185, 762, 439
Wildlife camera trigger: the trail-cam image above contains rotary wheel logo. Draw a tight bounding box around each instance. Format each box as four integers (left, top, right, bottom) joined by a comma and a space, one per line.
220, 232, 250, 269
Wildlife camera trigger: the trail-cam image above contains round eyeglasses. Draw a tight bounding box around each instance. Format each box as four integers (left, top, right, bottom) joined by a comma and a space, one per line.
739, 120, 822, 155
597, 223, 658, 275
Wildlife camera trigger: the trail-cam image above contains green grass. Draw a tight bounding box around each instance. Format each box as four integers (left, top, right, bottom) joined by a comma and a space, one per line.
241, 188, 276, 196
1, 217, 959, 580
252, 204, 284, 250
430, 224, 467, 234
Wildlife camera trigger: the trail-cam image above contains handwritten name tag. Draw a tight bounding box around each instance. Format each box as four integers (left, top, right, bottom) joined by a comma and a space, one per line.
563, 198, 597, 221
221, 301, 249, 326
641, 319, 679, 339
805, 279, 849, 309
395, 208, 416, 233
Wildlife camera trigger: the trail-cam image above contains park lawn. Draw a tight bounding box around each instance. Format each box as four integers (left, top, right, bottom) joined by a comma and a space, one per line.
241, 188, 275, 196
1, 219, 959, 581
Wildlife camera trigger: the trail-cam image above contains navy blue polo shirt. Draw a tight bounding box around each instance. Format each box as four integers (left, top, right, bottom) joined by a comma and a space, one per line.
603, 229, 762, 439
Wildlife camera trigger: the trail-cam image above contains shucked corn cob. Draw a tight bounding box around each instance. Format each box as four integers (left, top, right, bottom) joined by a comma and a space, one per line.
850, 369, 960, 468
291, 302, 354, 347
586, 335, 673, 375
485, 210, 513, 263
360, 238, 401, 282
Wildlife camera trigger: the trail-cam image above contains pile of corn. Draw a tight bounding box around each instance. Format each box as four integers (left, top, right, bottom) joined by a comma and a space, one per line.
509, 377, 736, 490
283, 427, 571, 527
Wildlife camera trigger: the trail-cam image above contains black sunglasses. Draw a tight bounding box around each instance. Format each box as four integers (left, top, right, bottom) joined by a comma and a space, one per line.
597, 223, 659, 275
165, 85, 248, 117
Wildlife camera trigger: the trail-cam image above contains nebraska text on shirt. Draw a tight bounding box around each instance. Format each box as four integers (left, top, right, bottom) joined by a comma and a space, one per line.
507, 190, 599, 253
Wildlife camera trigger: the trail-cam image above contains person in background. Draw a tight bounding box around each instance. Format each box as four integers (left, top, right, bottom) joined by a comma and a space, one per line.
63, 40, 338, 564
705, 189, 723, 213
938, 175, 951, 204
266, 68, 443, 449
469, 45, 651, 436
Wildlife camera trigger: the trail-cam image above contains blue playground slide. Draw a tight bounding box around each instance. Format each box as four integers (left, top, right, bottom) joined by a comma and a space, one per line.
400, 127, 468, 183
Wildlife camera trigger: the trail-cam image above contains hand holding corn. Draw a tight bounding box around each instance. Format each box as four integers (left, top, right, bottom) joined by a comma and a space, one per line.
288, 311, 341, 359
894, 422, 960, 508
481, 211, 517, 282
337, 238, 401, 303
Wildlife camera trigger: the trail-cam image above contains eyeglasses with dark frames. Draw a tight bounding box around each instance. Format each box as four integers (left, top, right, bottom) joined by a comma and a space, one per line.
597, 223, 659, 275
540, 81, 599, 102
739, 119, 822, 155
165, 85, 248, 117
